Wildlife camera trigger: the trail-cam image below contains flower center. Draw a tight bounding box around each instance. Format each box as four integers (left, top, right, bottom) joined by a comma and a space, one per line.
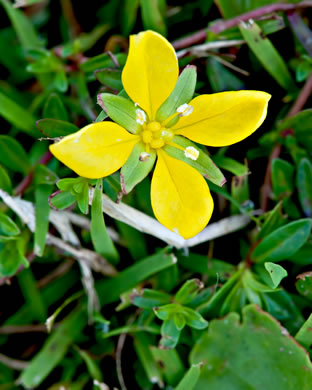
140, 121, 174, 150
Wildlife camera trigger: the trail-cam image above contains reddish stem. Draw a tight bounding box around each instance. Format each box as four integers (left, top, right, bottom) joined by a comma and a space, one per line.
173, 1, 312, 50
14, 150, 53, 196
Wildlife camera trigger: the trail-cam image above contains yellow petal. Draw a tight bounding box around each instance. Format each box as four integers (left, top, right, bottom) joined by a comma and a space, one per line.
49, 122, 139, 179
122, 30, 179, 120
173, 91, 271, 146
151, 150, 214, 239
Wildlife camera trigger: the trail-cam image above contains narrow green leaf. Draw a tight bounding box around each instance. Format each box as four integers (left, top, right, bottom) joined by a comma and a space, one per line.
164, 136, 226, 186
133, 332, 163, 386
99, 93, 141, 134
141, 0, 167, 36
0, 92, 38, 136
175, 279, 203, 305
252, 219, 312, 263
0, 136, 31, 174
175, 363, 201, 390
213, 155, 248, 176
239, 21, 296, 90
297, 158, 312, 217
264, 262, 288, 289
121, 0, 140, 35
36, 118, 78, 138
150, 347, 185, 386
76, 347, 103, 382
206, 57, 244, 92
160, 317, 180, 349
95, 68, 122, 90
156, 65, 197, 123
296, 271, 312, 300
34, 183, 52, 256
79, 52, 127, 73
18, 307, 87, 388
17, 268, 46, 321
120, 143, 156, 194
131, 288, 172, 309
91, 180, 119, 262
0, 0, 42, 49
258, 201, 286, 239
96, 251, 176, 306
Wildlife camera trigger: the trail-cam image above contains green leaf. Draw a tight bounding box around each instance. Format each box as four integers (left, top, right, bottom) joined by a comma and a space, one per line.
53, 71, 68, 93
34, 183, 52, 256
35, 164, 58, 185
297, 158, 312, 217
251, 219, 312, 263
257, 201, 286, 239
131, 288, 172, 309
175, 363, 201, 390
230, 174, 250, 215
74, 180, 89, 214
296, 271, 312, 301
50, 191, 76, 210
18, 307, 87, 388
141, 0, 167, 36
0, 136, 31, 174
90, 180, 119, 262
36, 118, 79, 138
213, 155, 248, 177
295, 313, 312, 349
272, 158, 294, 199
79, 52, 127, 73
120, 143, 156, 194
164, 136, 226, 186
175, 279, 203, 305
99, 93, 141, 134
0, 0, 42, 49
43, 93, 68, 121
0, 165, 12, 194
76, 347, 103, 382
215, 0, 274, 18
264, 262, 288, 289
191, 304, 312, 390
239, 21, 296, 91
0, 211, 20, 237
0, 239, 28, 277
0, 91, 38, 136
96, 251, 176, 306
95, 68, 122, 90
160, 317, 180, 349
206, 57, 244, 92
183, 307, 208, 330
278, 110, 312, 151
156, 65, 197, 123
150, 347, 185, 386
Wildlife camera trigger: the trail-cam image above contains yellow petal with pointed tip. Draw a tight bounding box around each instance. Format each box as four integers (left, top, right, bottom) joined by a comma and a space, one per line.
49, 122, 139, 179
122, 30, 179, 120
173, 91, 271, 146
151, 150, 214, 239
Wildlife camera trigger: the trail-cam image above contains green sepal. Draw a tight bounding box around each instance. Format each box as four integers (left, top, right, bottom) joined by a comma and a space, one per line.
156, 65, 197, 126
163, 136, 226, 186
98, 93, 141, 134
120, 143, 156, 194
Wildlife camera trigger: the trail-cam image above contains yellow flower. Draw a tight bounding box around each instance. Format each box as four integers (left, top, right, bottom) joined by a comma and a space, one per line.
50, 30, 271, 239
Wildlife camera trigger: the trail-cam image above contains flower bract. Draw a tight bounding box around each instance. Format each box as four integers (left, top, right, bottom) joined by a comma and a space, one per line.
50, 30, 271, 239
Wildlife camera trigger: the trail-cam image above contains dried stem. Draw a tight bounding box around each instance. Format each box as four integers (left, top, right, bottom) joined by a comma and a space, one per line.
0, 353, 28, 370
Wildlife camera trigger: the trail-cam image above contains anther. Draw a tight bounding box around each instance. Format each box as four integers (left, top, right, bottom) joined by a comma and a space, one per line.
177, 103, 193, 117
139, 152, 151, 162
136, 109, 147, 125
184, 146, 199, 160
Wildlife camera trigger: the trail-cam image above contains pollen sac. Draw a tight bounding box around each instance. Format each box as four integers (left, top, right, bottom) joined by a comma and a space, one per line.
184, 146, 199, 161
136, 109, 147, 125
177, 103, 193, 117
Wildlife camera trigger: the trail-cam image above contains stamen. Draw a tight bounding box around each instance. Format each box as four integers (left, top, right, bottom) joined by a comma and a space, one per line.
136, 109, 147, 125
177, 103, 193, 117
184, 146, 199, 161
139, 152, 150, 162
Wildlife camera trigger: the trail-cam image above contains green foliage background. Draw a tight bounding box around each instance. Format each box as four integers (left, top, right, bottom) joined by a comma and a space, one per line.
0, 0, 312, 389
